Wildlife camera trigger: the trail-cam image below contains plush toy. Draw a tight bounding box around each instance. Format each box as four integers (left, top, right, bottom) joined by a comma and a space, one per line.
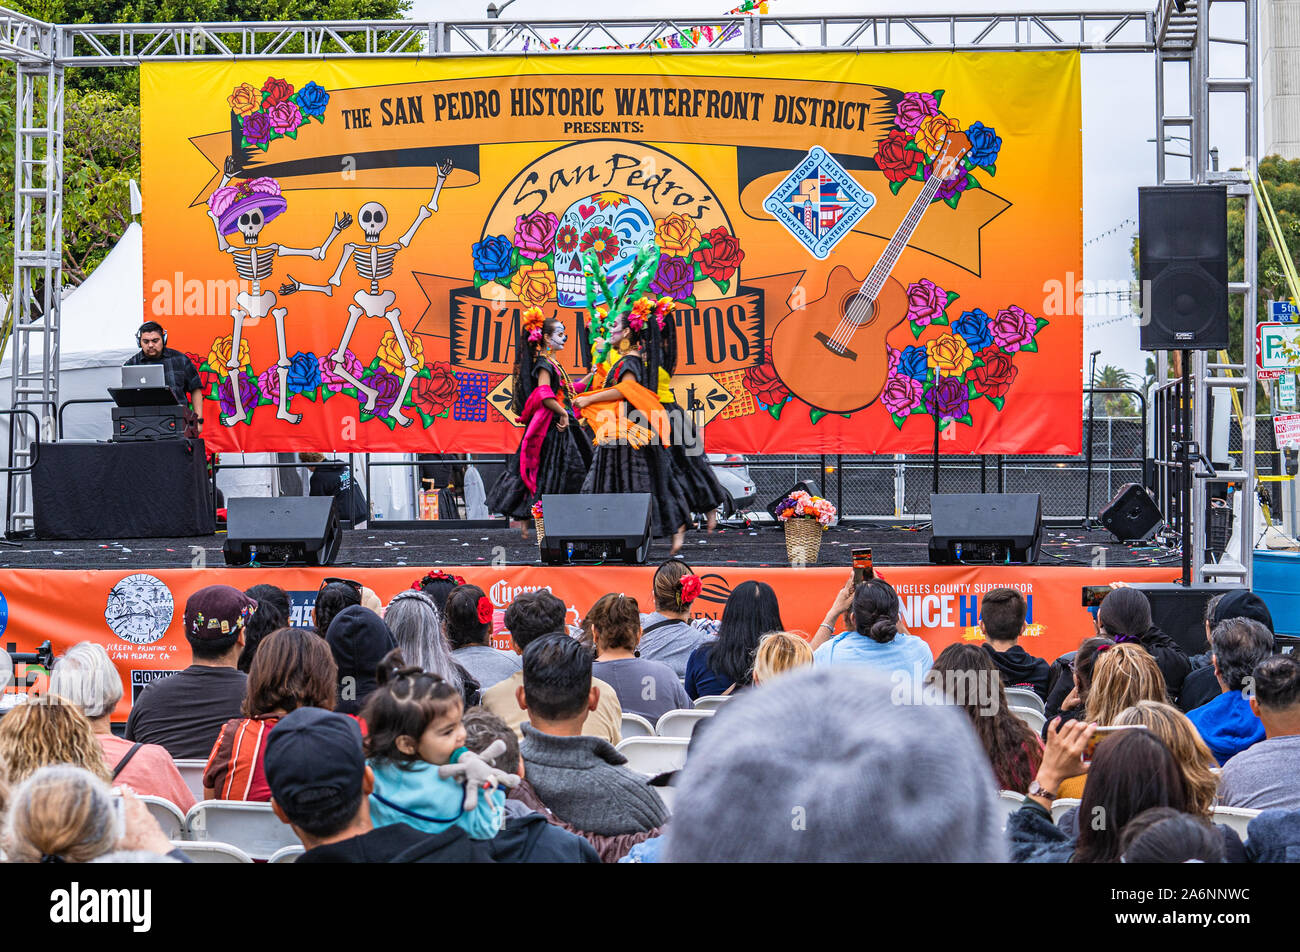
438, 739, 521, 811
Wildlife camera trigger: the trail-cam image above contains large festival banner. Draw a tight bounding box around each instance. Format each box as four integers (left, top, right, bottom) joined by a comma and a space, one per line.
2, 564, 1171, 720
142, 52, 1081, 455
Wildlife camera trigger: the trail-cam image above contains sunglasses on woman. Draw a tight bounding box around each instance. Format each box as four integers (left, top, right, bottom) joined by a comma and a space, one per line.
319, 577, 362, 595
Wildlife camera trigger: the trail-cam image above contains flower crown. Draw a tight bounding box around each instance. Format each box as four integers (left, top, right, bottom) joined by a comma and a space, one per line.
412, 569, 465, 590
522, 306, 546, 344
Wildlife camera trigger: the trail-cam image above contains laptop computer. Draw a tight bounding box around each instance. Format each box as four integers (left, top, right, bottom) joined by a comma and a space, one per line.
109, 364, 178, 407
122, 365, 166, 389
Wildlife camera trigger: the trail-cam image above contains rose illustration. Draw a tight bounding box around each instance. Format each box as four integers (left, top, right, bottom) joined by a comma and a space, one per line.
555, 224, 578, 257
650, 254, 694, 299
257, 365, 281, 403
915, 114, 961, 156
888, 345, 900, 375
952, 309, 993, 352
579, 226, 619, 265
926, 333, 975, 378
287, 352, 322, 394
904, 278, 947, 327
965, 121, 1002, 167
218, 373, 260, 419
261, 76, 295, 108
242, 112, 273, 146
875, 128, 924, 184
744, 345, 790, 406
189, 353, 218, 393
990, 304, 1038, 353
693, 226, 745, 282
377, 331, 425, 374
968, 347, 1019, 398
880, 373, 924, 416
895, 91, 939, 134
367, 367, 402, 415
207, 335, 252, 371
297, 81, 330, 118
509, 262, 557, 308
228, 83, 259, 117
654, 213, 702, 258
413, 362, 460, 417
924, 162, 970, 201
267, 100, 303, 136
472, 235, 514, 281
320, 349, 363, 393
898, 345, 929, 381
514, 211, 560, 259
925, 376, 969, 419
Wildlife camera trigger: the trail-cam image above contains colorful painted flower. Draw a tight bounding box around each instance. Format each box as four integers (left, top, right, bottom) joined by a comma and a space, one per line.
377, 330, 425, 375
555, 225, 579, 256
895, 91, 940, 135
227, 83, 259, 117
924, 162, 971, 201
968, 347, 1019, 398
965, 121, 1002, 167
207, 335, 251, 371
594, 191, 630, 210
472, 235, 515, 281
650, 254, 694, 299
320, 349, 363, 393
915, 114, 962, 156
926, 333, 975, 378
654, 213, 702, 258
905, 278, 948, 327
189, 353, 218, 392
579, 226, 619, 265
261, 76, 295, 109
897, 345, 929, 381
880, 372, 924, 416
257, 365, 281, 403
951, 309, 993, 352
510, 262, 557, 308
267, 100, 303, 136
296, 81, 330, 118
744, 345, 790, 407
241, 113, 273, 146
412, 362, 459, 418
990, 304, 1039, 353
513, 210, 560, 259
693, 226, 745, 282
286, 352, 322, 394
367, 367, 402, 415
925, 375, 970, 419
218, 373, 260, 418
875, 128, 924, 184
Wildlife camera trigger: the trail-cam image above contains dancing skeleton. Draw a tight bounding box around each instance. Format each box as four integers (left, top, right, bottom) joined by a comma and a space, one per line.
207, 157, 350, 425
283, 159, 453, 427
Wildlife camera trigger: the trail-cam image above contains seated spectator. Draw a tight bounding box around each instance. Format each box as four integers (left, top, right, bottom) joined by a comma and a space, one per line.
125, 585, 254, 759
205, 627, 338, 801
578, 593, 617, 650
1119, 807, 1225, 863
1186, 617, 1272, 765
811, 577, 932, 680
325, 604, 397, 715
665, 666, 1004, 861
1096, 586, 1189, 700
1218, 654, 1300, 810
481, 591, 622, 744
313, 580, 362, 637
638, 559, 712, 677
238, 583, 290, 673
517, 635, 668, 842
1179, 591, 1276, 712
48, 642, 194, 811
446, 584, 520, 691
3, 765, 182, 864
362, 650, 511, 840
1043, 634, 1114, 731
750, 631, 814, 687
686, 580, 784, 699
265, 707, 496, 862
462, 707, 601, 863
928, 643, 1042, 794
592, 595, 690, 723
979, 587, 1050, 699
0, 695, 113, 785
385, 589, 479, 707
412, 569, 466, 617
1008, 720, 1191, 863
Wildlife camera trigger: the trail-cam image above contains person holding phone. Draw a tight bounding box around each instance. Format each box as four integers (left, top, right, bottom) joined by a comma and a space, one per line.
810, 576, 932, 680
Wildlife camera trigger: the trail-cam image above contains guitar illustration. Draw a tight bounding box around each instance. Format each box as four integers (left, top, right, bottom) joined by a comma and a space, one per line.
771, 131, 972, 414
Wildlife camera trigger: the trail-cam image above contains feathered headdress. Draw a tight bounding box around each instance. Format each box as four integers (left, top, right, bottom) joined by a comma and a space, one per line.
582, 244, 681, 383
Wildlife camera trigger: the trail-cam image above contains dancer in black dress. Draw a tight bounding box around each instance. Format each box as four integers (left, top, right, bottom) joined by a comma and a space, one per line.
485, 307, 590, 534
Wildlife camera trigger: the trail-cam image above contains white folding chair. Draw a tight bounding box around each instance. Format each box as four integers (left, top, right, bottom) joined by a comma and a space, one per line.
1212, 805, 1261, 841
170, 840, 253, 863
185, 800, 299, 861
269, 844, 306, 864
692, 695, 733, 712
138, 795, 186, 840
996, 789, 1029, 832
1051, 797, 1082, 825
1010, 706, 1046, 733
615, 737, 690, 776
174, 759, 207, 803
1004, 688, 1045, 714
620, 712, 656, 738
655, 708, 714, 738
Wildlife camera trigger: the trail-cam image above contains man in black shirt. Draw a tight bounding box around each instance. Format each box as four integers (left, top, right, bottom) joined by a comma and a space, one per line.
123, 321, 204, 436
979, 587, 1051, 700
298, 452, 368, 524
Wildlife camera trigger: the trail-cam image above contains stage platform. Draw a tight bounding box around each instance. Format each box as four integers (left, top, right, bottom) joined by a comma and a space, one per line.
0, 521, 1183, 571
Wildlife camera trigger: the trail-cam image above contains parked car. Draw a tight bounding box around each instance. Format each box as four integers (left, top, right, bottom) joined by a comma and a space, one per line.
707, 454, 756, 517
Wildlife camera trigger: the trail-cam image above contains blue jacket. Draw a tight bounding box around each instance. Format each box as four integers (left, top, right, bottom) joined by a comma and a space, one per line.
1245, 809, 1300, 863
1186, 690, 1266, 766
368, 759, 505, 840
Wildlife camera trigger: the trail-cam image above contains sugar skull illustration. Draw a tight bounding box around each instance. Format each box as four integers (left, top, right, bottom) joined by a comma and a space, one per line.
554, 192, 654, 308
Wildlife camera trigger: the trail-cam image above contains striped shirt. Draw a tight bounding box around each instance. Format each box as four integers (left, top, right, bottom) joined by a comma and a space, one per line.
204, 716, 281, 801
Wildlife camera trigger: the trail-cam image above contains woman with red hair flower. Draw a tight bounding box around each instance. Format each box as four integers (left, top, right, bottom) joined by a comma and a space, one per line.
444, 584, 520, 692
637, 559, 715, 678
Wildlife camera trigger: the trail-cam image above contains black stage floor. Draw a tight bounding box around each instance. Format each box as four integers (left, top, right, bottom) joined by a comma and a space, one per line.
0, 521, 1185, 571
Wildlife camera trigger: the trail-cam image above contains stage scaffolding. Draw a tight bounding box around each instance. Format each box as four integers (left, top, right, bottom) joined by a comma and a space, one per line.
0, 3, 1260, 584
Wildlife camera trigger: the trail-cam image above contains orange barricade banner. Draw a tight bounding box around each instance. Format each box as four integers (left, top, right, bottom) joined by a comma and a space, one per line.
1, 564, 1175, 719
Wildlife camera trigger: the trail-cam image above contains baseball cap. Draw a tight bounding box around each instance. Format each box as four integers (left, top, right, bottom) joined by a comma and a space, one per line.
183, 584, 258, 641
1211, 590, 1275, 633
264, 707, 366, 817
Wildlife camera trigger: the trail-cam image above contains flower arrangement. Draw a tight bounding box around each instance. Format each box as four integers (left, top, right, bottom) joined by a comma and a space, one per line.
874, 89, 1002, 209
228, 77, 329, 153
773, 489, 836, 528
522, 306, 546, 344
530, 500, 544, 519
411, 570, 465, 590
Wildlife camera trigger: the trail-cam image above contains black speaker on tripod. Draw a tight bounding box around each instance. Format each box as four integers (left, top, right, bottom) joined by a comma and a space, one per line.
1138, 185, 1229, 351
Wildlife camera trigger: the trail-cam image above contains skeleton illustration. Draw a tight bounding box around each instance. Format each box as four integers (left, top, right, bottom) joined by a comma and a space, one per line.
207, 156, 350, 425
283, 158, 453, 427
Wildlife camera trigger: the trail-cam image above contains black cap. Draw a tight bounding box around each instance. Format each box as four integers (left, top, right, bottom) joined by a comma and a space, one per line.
1211, 590, 1275, 633
264, 708, 365, 817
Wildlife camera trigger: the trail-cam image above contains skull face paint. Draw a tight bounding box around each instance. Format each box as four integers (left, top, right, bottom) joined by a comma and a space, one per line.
359, 202, 387, 243
545, 320, 568, 351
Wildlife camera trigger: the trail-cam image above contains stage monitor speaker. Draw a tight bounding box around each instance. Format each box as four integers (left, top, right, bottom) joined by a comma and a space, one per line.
1099, 483, 1165, 543
1132, 583, 1241, 655
538, 493, 652, 565
765, 480, 822, 522
223, 496, 342, 566
929, 493, 1042, 564
1138, 185, 1229, 351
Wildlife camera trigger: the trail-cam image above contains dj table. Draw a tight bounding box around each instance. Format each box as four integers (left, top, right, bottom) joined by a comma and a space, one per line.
32, 439, 215, 540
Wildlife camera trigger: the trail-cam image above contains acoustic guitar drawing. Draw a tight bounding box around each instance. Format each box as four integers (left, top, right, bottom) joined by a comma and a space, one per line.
771, 131, 972, 414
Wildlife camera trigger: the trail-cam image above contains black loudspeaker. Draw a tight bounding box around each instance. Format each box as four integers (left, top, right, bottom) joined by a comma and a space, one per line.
111, 405, 185, 441
539, 493, 652, 565
1133, 583, 1241, 655
223, 496, 342, 566
1138, 185, 1229, 350
929, 493, 1042, 564
766, 480, 822, 521
1099, 482, 1165, 543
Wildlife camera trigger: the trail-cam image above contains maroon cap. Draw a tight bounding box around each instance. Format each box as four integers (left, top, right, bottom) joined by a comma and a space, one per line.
184, 584, 258, 641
